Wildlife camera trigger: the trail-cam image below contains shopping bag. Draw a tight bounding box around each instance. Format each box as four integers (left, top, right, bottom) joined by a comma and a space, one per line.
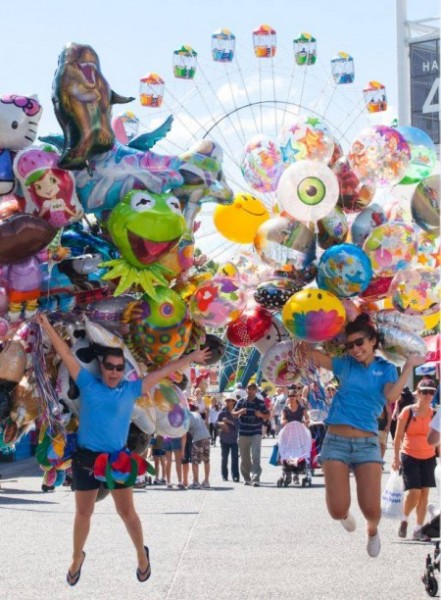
269, 443, 279, 466
381, 470, 404, 519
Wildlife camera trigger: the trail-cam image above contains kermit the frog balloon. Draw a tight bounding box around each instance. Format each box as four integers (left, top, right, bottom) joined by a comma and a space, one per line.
101, 189, 186, 297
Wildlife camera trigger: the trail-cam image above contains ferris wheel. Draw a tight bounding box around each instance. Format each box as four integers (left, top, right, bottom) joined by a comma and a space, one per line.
123, 25, 391, 267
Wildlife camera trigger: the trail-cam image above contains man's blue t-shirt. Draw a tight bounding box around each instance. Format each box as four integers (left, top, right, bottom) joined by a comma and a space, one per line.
235, 397, 269, 436
326, 356, 398, 434
76, 368, 143, 452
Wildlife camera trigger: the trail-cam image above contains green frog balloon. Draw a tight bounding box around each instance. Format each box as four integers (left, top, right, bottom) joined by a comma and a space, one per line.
101, 189, 186, 297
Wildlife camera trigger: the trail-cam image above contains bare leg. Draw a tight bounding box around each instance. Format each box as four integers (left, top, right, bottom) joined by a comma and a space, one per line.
353, 462, 382, 536
322, 461, 351, 520
111, 487, 148, 572
192, 463, 200, 483
203, 461, 210, 483
182, 462, 190, 486
165, 451, 172, 485
159, 456, 166, 480
173, 450, 183, 484
70, 490, 98, 574
403, 489, 421, 519
416, 487, 430, 527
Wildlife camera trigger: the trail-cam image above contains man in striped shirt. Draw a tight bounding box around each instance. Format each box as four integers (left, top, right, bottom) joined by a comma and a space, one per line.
232, 383, 270, 487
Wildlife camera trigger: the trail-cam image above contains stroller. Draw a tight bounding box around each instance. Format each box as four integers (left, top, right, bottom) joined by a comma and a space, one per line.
421, 515, 440, 597
276, 421, 313, 488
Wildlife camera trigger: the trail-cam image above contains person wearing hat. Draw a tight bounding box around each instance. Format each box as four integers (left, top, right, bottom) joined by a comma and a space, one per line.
393, 378, 438, 541
216, 397, 240, 482
232, 382, 270, 486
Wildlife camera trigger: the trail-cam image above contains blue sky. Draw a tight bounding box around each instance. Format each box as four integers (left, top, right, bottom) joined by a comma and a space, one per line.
1, 0, 438, 136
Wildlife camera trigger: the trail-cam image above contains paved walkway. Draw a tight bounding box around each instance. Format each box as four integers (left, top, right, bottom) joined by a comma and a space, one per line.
0, 440, 437, 599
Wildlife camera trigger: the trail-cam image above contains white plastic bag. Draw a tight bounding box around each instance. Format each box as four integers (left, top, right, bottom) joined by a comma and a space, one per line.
381, 470, 404, 519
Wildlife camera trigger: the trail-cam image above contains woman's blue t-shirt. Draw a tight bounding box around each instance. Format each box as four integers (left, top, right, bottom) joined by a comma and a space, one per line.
326, 356, 398, 434
76, 368, 143, 452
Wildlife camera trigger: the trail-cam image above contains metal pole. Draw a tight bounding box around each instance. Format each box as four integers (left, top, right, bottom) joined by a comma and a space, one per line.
396, 0, 411, 126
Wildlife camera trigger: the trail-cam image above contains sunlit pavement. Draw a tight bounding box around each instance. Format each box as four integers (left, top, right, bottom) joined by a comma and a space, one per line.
0, 440, 437, 600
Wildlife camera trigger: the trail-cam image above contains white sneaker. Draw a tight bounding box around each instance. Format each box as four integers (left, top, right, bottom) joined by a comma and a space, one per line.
367, 532, 381, 558
201, 481, 210, 488
340, 512, 356, 532
190, 482, 201, 489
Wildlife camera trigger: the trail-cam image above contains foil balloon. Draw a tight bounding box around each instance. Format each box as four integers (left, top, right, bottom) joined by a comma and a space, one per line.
351, 203, 387, 247
261, 340, 301, 385
316, 206, 349, 250
362, 222, 417, 277
279, 115, 334, 164
151, 379, 190, 437
14, 147, 84, 228
84, 318, 141, 376
380, 325, 427, 364
348, 126, 411, 187
371, 309, 425, 335
254, 278, 302, 310
122, 287, 192, 366
0, 94, 43, 196
328, 138, 344, 167
253, 316, 291, 355
226, 306, 273, 347
0, 341, 26, 382
0, 214, 56, 265
416, 231, 440, 269
214, 192, 269, 244
102, 189, 186, 297
254, 216, 316, 276
333, 157, 376, 213
277, 160, 339, 223
358, 276, 393, 302
282, 288, 346, 342
52, 43, 134, 170
411, 175, 439, 234
389, 268, 440, 316
317, 243, 373, 298
396, 126, 437, 185
88, 294, 137, 334
189, 276, 247, 328
240, 134, 284, 193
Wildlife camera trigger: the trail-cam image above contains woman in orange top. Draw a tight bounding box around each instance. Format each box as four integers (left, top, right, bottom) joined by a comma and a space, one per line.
392, 378, 437, 541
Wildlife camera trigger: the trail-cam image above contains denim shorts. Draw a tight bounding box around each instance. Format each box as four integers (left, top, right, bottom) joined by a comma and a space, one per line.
163, 437, 182, 452
320, 433, 382, 469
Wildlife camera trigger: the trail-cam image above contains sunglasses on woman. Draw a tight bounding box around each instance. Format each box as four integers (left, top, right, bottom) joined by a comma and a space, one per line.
418, 389, 435, 396
345, 336, 371, 351
102, 362, 125, 372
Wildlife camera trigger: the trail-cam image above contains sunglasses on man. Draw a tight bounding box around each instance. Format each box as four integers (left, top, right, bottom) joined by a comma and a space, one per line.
345, 336, 371, 351
102, 362, 125, 372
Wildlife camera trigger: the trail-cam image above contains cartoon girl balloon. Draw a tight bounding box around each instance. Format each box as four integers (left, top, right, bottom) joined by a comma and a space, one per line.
14, 147, 83, 228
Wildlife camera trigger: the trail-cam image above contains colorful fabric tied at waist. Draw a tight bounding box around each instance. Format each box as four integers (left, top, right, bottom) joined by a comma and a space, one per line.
93, 449, 148, 489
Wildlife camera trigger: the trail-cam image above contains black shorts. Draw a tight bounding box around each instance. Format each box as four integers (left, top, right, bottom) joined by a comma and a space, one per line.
72, 448, 127, 492
181, 433, 193, 465
401, 453, 437, 491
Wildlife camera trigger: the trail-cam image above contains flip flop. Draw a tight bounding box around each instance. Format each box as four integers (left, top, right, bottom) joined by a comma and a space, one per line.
66, 551, 86, 587
136, 546, 151, 582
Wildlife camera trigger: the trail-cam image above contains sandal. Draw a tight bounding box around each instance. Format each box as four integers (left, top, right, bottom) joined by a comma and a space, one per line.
136, 546, 151, 582
66, 551, 86, 586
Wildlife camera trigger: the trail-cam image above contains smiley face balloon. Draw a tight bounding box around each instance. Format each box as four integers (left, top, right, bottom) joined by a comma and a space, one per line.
214, 192, 269, 244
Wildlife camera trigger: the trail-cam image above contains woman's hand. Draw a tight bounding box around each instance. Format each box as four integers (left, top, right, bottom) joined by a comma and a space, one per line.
190, 347, 211, 364
404, 354, 427, 369
36, 312, 50, 330
391, 457, 401, 471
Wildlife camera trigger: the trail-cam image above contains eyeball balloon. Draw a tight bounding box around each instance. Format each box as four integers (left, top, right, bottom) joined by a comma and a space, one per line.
362, 222, 417, 277
279, 115, 334, 164
348, 126, 411, 187
411, 175, 439, 234
240, 134, 284, 193
281, 288, 346, 342
214, 192, 269, 244
254, 216, 316, 276
333, 157, 375, 213
189, 276, 247, 328
396, 126, 437, 185
317, 243, 372, 298
390, 267, 440, 316
277, 160, 339, 223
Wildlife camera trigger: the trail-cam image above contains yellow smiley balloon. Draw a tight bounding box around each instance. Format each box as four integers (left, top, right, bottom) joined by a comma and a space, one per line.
214, 193, 270, 244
